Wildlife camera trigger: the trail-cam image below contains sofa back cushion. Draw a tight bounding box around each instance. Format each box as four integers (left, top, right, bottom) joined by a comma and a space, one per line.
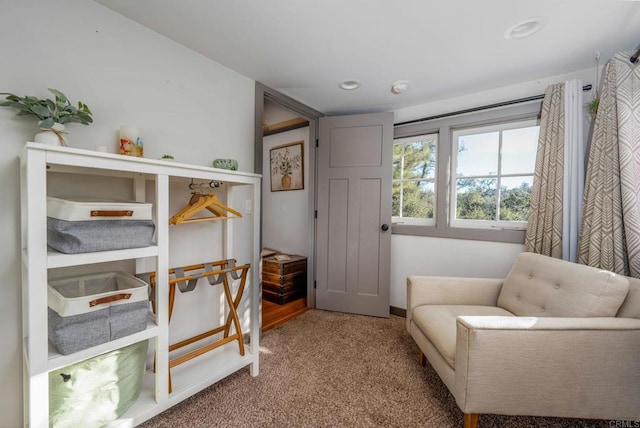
497, 252, 629, 317
617, 276, 640, 319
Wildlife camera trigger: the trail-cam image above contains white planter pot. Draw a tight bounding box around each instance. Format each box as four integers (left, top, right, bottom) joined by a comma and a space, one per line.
34, 123, 68, 146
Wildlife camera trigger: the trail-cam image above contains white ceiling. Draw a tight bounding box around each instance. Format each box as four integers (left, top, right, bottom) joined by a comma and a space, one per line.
95, 0, 640, 115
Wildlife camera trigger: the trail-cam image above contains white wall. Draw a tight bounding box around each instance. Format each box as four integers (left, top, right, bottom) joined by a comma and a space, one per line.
0, 2, 255, 426
262, 127, 310, 256
390, 236, 523, 308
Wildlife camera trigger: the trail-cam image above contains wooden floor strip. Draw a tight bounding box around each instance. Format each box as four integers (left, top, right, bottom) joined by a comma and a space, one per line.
262, 297, 307, 332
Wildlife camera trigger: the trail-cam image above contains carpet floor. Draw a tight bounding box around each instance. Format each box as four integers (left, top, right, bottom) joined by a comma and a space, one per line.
140, 309, 610, 427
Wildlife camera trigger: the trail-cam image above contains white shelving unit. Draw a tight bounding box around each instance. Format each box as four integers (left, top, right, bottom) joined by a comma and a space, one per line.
20, 142, 261, 427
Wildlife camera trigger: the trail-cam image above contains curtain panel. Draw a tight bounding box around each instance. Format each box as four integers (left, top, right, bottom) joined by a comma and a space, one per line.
562, 79, 585, 262
578, 51, 640, 277
525, 83, 564, 258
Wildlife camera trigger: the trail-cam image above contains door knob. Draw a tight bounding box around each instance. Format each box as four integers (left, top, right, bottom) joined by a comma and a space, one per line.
381, 224, 389, 231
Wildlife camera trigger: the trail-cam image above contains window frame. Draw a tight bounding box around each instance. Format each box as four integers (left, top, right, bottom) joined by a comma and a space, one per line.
392, 133, 438, 226
450, 118, 539, 230
392, 101, 542, 244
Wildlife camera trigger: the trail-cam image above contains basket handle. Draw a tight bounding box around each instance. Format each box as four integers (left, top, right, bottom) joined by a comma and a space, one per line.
90, 210, 134, 217
89, 293, 132, 307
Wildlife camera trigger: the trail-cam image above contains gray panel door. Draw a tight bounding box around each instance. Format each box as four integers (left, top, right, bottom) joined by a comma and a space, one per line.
316, 112, 393, 317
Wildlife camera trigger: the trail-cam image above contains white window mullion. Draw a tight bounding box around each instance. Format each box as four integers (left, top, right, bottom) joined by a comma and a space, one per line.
496, 129, 503, 221
399, 144, 405, 218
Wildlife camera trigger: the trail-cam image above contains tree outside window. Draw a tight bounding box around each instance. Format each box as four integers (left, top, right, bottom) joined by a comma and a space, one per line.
392, 134, 437, 225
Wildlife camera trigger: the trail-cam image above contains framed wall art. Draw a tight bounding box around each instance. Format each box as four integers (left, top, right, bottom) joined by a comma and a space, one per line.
270, 141, 304, 191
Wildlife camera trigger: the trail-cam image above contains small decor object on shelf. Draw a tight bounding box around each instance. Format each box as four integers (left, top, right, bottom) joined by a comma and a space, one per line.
270, 141, 303, 191
0, 88, 93, 147
212, 158, 238, 170
161, 154, 174, 161
119, 125, 143, 157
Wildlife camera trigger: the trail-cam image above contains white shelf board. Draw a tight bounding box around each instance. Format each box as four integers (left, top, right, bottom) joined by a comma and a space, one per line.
25, 142, 261, 182
47, 245, 159, 269
45, 320, 158, 372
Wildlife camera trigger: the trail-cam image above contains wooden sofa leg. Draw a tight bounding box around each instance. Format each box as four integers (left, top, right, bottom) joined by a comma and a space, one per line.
463, 413, 479, 428
418, 350, 427, 366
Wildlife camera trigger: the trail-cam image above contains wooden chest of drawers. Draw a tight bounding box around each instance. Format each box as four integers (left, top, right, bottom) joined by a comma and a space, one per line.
262, 254, 307, 305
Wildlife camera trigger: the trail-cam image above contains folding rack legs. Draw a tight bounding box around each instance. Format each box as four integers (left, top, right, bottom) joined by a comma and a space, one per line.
140, 259, 251, 392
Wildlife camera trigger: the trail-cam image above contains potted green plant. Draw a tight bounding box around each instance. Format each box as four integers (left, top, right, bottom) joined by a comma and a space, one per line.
0, 88, 92, 146
588, 95, 599, 121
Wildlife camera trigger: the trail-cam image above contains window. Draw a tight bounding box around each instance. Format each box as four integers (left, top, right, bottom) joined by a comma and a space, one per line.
392, 134, 437, 225
451, 119, 539, 229
393, 100, 542, 243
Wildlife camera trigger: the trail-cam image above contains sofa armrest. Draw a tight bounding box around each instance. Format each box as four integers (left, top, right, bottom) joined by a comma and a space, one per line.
406, 276, 504, 331
454, 316, 640, 420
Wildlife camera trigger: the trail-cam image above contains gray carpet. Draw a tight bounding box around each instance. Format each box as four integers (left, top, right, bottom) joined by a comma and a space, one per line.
140, 309, 609, 427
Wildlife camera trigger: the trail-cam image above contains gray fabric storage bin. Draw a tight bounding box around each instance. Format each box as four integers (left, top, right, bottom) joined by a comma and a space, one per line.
48, 272, 149, 355
49, 340, 148, 428
47, 197, 155, 254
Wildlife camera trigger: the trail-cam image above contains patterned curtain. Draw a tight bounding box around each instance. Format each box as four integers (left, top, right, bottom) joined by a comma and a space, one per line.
524, 83, 564, 258
578, 51, 640, 277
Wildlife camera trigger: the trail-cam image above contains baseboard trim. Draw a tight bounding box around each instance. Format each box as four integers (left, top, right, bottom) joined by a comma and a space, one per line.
390, 306, 406, 317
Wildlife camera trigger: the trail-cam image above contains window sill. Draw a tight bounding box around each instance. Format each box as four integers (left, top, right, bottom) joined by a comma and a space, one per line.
391, 223, 525, 244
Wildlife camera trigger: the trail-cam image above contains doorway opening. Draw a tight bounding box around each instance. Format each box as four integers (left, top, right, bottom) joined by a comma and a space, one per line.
254, 83, 323, 331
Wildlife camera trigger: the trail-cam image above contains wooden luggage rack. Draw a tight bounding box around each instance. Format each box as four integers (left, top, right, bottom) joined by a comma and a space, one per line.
139, 259, 250, 392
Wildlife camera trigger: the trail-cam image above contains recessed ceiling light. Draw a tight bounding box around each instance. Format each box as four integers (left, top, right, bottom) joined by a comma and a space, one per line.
339, 80, 360, 90
391, 80, 409, 95
505, 17, 545, 40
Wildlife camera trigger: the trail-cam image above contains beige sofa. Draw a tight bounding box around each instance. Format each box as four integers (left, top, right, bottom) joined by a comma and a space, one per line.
406, 252, 640, 428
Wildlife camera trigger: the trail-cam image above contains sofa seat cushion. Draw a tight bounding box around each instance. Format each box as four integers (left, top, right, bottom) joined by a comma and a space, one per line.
411, 305, 515, 368
498, 253, 630, 318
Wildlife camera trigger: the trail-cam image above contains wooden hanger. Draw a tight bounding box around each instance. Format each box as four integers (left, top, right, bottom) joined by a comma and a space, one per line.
169, 192, 242, 224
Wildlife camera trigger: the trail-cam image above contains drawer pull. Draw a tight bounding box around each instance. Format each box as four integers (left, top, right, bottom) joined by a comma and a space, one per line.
90, 210, 134, 217
89, 293, 132, 307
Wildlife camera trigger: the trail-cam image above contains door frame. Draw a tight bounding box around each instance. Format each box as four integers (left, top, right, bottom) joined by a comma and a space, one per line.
254, 82, 324, 308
